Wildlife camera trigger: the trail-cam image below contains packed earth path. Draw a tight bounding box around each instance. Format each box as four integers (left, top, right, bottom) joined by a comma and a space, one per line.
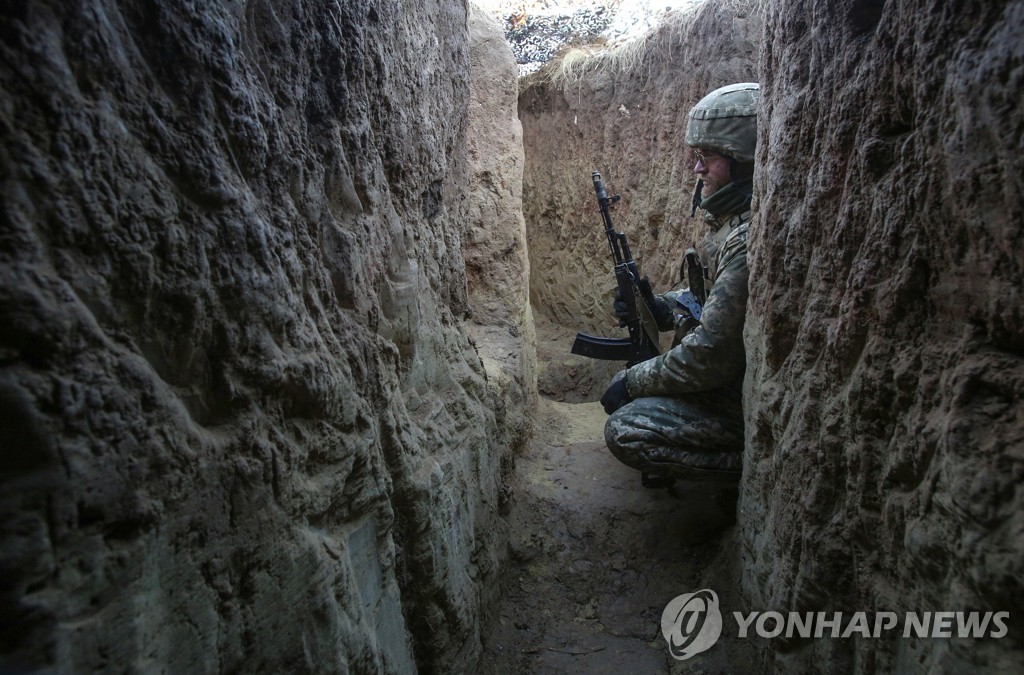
480, 324, 757, 673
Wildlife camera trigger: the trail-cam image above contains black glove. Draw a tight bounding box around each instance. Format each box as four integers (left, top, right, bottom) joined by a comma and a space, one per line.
612, 287, 631, 326
600, 371, 633, 414
613, 278, 674, 331
636, 277, 675, 330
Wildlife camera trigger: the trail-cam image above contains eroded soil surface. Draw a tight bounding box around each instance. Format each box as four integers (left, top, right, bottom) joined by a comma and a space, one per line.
479, 393, 756, 673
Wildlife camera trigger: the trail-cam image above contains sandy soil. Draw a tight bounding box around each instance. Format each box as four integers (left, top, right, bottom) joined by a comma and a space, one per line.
479, 389, 757, 673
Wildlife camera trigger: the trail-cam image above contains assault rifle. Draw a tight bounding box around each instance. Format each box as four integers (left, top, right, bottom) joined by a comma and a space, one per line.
571, 171, 661, 366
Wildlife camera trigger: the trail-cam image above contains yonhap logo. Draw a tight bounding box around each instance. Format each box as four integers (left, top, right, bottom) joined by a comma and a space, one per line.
658, 589, 1010, 660
661, 589, 723, 660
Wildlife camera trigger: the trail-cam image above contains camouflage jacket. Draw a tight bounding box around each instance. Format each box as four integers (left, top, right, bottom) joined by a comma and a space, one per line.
626, 209, 751, 396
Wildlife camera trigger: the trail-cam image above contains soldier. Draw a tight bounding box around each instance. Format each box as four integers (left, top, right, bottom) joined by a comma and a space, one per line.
600, 82, 760, 489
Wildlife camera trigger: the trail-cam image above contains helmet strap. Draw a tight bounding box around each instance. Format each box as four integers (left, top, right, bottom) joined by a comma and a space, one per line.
690, 179, 704, 217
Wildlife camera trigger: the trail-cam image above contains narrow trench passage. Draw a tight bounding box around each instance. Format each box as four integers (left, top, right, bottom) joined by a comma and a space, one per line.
479, 316, 756, 673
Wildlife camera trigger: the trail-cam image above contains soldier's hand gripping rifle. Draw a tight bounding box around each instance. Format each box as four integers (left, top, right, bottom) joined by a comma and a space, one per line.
571, 171, 661, 366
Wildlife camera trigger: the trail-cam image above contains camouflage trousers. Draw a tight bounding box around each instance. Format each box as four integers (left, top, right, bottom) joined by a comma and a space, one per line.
604, 388, 743, 480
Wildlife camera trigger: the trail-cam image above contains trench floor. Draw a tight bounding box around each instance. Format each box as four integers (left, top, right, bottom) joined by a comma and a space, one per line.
478, 396, 756, 673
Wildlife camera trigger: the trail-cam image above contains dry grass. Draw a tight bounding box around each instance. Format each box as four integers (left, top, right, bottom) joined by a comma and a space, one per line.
520, 7, 694, 93
519, 0, 761, 94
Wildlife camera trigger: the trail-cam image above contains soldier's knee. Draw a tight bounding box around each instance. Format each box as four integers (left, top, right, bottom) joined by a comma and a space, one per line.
604, 411, 644, 470
603, 409, 627, 450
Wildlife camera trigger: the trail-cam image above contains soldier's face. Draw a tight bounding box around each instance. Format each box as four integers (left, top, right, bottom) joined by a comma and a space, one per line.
694, 150, 731, 197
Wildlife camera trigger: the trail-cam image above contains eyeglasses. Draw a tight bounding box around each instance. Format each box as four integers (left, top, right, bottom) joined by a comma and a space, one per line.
694, 149, 722, 164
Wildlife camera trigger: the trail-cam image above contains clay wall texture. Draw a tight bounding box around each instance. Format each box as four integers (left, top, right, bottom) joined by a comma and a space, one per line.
0, 1, 530, 672
743, 0, 1023, 671
467, 5, 538, 474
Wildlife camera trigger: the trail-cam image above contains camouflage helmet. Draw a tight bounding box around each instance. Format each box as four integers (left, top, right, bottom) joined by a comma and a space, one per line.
684, 82, 760, 164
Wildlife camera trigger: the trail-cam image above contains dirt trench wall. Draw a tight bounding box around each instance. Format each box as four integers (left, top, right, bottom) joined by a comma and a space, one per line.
467, 5, 538, 469
743, 0, 1024, 671
518, 0, 760, 398
0, 1, 530, 672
